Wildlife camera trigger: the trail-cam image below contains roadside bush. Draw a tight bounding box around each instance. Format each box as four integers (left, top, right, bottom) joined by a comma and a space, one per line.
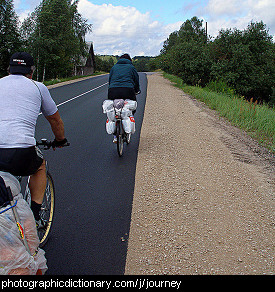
166, 41, 212, 87
157, 18, 275, 104
209, 22, 275, 102
205, 80, 235, 96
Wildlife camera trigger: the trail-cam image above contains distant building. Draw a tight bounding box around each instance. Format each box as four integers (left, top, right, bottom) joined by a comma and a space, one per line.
75, 42, 95, 76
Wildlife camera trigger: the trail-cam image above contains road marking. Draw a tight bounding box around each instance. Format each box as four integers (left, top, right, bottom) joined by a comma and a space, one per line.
56, 82, 108, 107
39, 82, 108, 116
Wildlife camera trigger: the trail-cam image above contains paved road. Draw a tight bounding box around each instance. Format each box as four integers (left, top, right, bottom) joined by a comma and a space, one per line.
35, 74, 147, 275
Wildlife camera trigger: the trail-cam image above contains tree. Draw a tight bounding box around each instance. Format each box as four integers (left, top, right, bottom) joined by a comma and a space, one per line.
210, 22, 275, 101
21, 0, 92, 81
69, 0, 92, 74
157, 17, 210, 86
0, 0, 22, 77
178, 16, 206, 44
160, 17, 207, 55
164, 41, 211, 86
94, 55, 114, 72
133, 57, 155, 72
161, 31, 179, 55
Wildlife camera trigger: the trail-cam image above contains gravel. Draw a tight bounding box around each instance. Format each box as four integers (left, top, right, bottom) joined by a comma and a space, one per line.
125, 73, 275, 275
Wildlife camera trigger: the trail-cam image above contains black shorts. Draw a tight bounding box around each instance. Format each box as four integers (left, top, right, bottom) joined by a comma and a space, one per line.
0, 146, 44, 176
108, 87, 137, 101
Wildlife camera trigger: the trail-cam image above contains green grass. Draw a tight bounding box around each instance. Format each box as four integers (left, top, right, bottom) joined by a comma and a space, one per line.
163, 72, 275, 153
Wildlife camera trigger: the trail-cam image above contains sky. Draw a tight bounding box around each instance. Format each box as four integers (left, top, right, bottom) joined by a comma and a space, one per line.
14, 0, 275, 57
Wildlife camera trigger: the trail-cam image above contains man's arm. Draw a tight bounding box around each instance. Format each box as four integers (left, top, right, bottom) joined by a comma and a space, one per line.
45, 111, 65, 141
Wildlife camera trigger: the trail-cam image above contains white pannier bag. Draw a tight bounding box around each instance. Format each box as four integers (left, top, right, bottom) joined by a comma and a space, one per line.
0, 172, 48, 275
124, 99, 137, 111
103, 99, 137, 135
130, 116, 136, 134
121, 108, 132, 119
121, 100, 137, 120
106, 119, 116, 134
122, 116, 135, 134
102, 100, 114, 113
122, 118, 131, 134
107, 110, 116, 122
103, 100, 116, 134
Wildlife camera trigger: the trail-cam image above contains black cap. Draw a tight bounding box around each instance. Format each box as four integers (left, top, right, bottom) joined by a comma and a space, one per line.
9, 52, 34, 75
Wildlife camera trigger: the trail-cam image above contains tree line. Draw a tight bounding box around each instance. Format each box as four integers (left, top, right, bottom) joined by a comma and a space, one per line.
0, 0, 91, 81
94, 55, 155, 73
154, 16, 275, 105
1, 1, 274, 104
94, 55, 116, 73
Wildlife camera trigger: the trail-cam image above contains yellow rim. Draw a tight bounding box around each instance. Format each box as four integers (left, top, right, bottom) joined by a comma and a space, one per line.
40, 175, 54, 245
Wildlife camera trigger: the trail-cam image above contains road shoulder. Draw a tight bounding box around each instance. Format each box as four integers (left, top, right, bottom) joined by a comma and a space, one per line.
125, 73, 274, 275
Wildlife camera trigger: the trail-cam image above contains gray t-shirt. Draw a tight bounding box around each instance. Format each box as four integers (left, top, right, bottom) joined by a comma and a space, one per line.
0, 75, 58, 148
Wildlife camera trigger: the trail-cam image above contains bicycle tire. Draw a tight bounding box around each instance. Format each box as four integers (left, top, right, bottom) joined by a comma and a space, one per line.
24, 171, 55, 247
116, 120, 124, 157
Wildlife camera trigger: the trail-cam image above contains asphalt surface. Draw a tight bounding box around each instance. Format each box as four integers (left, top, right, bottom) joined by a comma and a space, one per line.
35, 74, 147, 275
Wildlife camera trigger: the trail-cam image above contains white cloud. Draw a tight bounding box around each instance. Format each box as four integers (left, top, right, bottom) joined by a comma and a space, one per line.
247, 0, 275, 28
204, 0, 275, 38
206, 0, 242, 16
15, 0, 40, 21
78, 0, 178, 56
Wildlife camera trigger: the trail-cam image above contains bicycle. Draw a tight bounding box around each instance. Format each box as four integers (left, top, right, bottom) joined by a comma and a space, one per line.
26, 138, 69, 246
1, 138, 69, 247
0, 138, 69, 274
113, 100, 133, 157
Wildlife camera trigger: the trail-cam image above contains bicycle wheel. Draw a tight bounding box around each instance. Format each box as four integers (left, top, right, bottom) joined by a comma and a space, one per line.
24, 172, 55, 247
116, 121, 124, 157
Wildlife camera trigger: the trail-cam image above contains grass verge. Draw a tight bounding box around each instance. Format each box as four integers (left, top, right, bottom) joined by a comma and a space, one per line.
163, 72, 275, 153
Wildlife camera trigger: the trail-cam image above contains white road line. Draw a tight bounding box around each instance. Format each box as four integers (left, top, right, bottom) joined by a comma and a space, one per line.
38, 82, 108, 116
56, 82, 108, 107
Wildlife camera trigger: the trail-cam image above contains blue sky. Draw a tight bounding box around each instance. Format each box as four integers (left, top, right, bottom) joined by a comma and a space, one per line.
15, 0, 275, 56
87, 0, 208, 24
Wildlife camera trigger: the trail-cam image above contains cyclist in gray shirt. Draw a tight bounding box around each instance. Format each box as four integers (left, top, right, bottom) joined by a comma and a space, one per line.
0, 52, 68, 223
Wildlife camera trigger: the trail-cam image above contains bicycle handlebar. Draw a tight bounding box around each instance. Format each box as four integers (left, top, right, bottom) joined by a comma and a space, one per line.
36, 138, 70, 150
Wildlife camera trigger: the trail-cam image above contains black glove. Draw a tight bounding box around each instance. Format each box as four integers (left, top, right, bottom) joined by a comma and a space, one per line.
52, 138, 68, 148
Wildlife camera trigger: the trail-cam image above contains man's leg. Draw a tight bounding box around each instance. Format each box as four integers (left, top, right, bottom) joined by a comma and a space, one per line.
28, 159, 47, 220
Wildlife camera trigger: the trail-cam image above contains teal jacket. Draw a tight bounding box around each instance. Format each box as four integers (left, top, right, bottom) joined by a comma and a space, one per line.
109, 59, 140, 93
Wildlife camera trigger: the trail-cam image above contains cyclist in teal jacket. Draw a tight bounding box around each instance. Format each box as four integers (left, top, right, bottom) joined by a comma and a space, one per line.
108, 54, 140, 143
108, 54, 140, 101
